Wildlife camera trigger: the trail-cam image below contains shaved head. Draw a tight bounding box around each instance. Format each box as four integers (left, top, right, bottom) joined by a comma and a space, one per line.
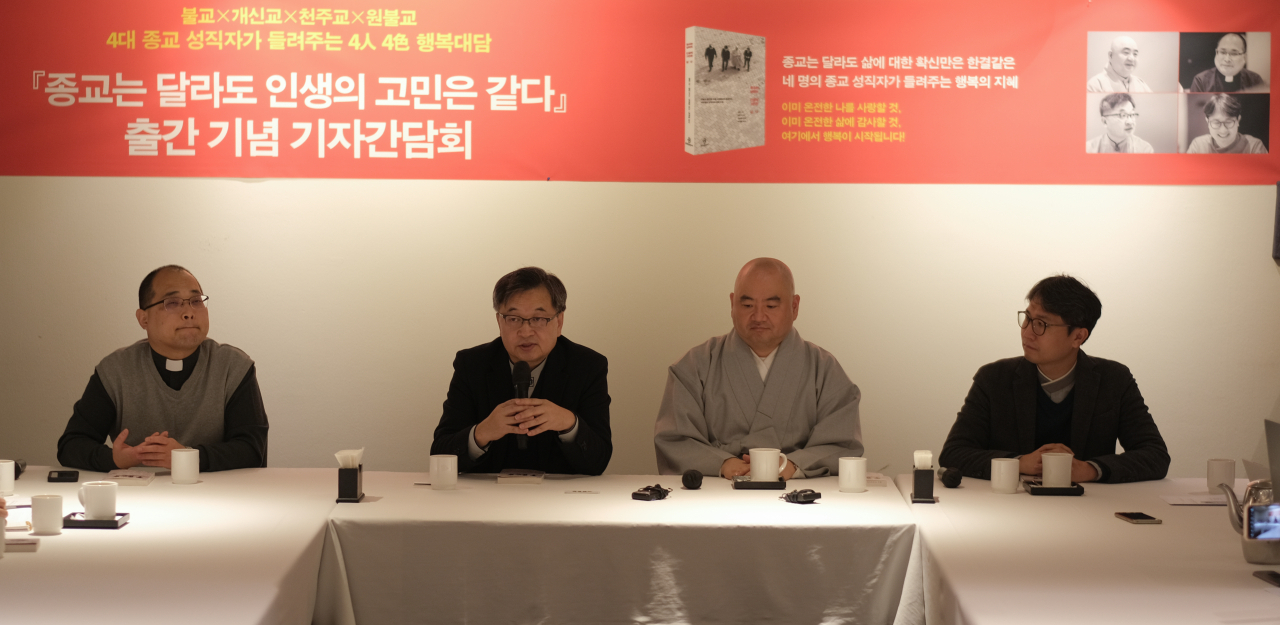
1107, 35, 1139, 78
730, 258, 800, 357
734, 257, 795, 297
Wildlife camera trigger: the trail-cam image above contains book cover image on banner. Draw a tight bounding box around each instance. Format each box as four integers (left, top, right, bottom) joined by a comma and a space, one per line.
684, 26, 765, 155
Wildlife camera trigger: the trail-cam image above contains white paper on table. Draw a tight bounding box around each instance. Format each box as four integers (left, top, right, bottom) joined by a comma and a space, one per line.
5, 508, 33, 531
1161, 494, 1227, 506
106, 469, 155, 486
4, 496, 32, 508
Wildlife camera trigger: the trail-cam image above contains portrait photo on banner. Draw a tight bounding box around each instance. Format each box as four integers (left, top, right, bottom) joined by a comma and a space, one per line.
1178, 32, 1272, 94
1084, 92, 1178, 154
1181, 92, 1270, 154
1085, 31, 1180, 93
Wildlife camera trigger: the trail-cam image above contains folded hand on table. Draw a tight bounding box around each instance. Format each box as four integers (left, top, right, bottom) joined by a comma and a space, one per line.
1017, 443, 1098, 482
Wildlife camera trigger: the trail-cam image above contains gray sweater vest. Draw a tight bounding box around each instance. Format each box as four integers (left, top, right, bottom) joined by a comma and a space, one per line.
96, 339, 253, 448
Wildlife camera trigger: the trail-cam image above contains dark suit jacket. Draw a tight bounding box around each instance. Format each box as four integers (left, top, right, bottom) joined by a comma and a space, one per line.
939, 351, 1170, 483
431, 335, 612, 475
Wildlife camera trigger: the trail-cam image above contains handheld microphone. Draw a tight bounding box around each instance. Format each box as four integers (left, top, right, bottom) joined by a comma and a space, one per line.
512, 361, 532, 450
682, 469, 703, 490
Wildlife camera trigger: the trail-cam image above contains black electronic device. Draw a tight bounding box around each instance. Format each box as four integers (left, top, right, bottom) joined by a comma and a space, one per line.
1115, 512, 1161, 524
14, 459, 26, 480
681, 469, 703, 490
632, 484, 671, 501
48, 470, 79, 483
940, 467, 963, 488
782, 489, 821, 504
1254, 570, 1280, 588
732, 475, 786, 490
1246, 503, 1280, 540
1023, 479, 1085, 496
512, 361, 532, 450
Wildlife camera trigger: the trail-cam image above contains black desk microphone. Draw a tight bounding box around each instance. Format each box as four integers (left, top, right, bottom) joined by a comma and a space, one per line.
682, 469, 703, 490
512, 361, 531, 450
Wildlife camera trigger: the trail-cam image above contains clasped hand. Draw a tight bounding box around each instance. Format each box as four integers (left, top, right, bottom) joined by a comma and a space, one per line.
112, 428, 187, 469
474, 398, 576, 448
1018, 443, 1099, 483
720, 454, 798, 480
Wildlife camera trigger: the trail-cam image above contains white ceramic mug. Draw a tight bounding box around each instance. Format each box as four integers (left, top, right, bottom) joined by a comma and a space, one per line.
172, 448, 200, 485
1207, 458, 1236, 493
0, 459, 14, 496
78, 481, 118, 521
991, 458, 1019, 494
1041, 453, 1073, 488
748, 448, 788, 482
839, 457, 867, 493
31, 494, 63, 535
430, 455, 457, 490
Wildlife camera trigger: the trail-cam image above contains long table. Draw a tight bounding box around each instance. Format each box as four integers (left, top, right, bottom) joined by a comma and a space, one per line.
317, 472, 923, 625
895, 474, 1280, 625
1, 466, 336, 625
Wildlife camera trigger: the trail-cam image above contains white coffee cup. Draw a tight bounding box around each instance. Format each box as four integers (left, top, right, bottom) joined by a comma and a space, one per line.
31, 495, 63, 535
78, 481, 118, 521
1041, 453, 1072, 488
839, 457, 867, 493
0, 459, 14, 496
749, 448, 788, 482
430, 454, 457, 490
991, 458, 1019, 494
172, 448, 200, 485
1207, 458, 1236, 493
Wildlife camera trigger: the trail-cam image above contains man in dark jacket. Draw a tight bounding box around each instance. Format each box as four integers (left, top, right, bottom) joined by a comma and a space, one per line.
431, 267, 611, 475
940, 275, 1169, 483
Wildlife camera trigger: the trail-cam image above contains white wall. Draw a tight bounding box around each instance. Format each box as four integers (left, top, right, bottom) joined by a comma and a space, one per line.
2, 177, 1277, 478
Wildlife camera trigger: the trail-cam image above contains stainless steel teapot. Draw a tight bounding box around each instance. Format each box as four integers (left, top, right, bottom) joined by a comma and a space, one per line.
1220, 479, 1278, 564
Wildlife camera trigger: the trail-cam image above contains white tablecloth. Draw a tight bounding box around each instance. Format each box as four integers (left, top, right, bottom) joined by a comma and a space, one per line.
895, 474, 1280, 625
1, 466, 336, 625
318, 472, 922, 625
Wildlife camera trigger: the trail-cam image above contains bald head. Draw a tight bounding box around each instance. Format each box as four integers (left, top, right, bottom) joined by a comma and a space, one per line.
730, 258, 800, 357
1107, 36, 1139, 78
734, 257, 795, 297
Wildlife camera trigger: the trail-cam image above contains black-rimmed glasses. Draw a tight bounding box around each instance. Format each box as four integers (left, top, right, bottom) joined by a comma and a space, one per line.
498, 313, 558, 329
142, 295, 209, 312
1018, 310, 1069, 336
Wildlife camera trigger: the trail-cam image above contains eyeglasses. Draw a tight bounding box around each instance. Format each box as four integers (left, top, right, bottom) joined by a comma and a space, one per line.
1018, 311, 1069, 336
142, 295, 210, 312
1103, 113, 1139, 121
498, 313, 558, 329
1207, 119, 1239, 130
1215, 49, 1245, 58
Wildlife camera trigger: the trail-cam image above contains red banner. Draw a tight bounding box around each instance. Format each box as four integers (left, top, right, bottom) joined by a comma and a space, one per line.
1, 0, 1276, 183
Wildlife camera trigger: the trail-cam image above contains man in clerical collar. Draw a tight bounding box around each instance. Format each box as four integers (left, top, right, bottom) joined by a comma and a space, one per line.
1189, 33, 1267, 93
940, 275, 1170, 484
1087, 35, 1153, 93
57, 265, 268, 472
431, 267, 612, 475
654, 258, 863, 480
1086, 93, 1155, 154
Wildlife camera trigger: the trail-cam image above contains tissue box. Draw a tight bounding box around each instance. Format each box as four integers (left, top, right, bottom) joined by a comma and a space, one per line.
337, 464, 364, 503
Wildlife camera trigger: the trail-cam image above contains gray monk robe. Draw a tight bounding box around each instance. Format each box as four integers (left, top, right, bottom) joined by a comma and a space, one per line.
654, 328, 863, 477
